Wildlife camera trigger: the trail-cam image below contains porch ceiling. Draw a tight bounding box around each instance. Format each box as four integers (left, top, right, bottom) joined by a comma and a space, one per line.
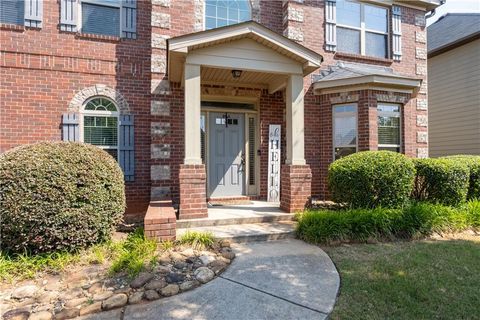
167, 21, 323, 92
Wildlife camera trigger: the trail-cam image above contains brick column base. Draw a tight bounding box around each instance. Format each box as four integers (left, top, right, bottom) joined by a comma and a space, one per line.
280, 165, 312, 213
144, 201, 176, 241
179, 164, 208, 219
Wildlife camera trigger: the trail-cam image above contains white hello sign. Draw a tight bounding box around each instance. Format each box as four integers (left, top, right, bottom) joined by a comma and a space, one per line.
267, 124, 281, 202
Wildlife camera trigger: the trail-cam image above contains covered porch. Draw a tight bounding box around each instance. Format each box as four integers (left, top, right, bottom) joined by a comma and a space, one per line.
167, 21, 323, 219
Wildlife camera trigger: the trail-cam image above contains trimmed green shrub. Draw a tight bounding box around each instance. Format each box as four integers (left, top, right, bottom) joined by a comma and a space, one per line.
413, 158, 469, 206
0, 142, 126, 254
296, 201, 478, 244
444, 155, 480, 200
328, 151, 416, 208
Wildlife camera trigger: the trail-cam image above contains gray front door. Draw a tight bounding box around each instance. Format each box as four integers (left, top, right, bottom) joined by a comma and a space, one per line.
208, 112, 245, 198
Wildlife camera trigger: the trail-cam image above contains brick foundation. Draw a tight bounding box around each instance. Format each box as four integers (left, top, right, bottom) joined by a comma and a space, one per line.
280, 164, 312, 213
178, 164, 208, 219
144, 200, 176, 241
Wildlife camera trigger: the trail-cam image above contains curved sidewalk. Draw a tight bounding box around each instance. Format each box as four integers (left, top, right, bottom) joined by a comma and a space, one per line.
82, 239, 340, 320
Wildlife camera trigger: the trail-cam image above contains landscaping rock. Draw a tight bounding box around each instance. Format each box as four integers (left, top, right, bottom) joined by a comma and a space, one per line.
88, 282, 104, 294
102, 293, 127, 310
158, 254, 171, 265
220, 239, 231, 247
169, 252, 185, 262
79, 302, 102, 316
208, 260, 227, 274
220, 250, 235, 260
93, 291, 113, 302
130, 273, 154, 289
127, 292, 144, 304
173, 261, 188, 269
165, 273, 185, 284
179, 281, 198, 292
11, 286, 38, 300
194, 267, 215, 284
199, 255, 216, 265
63, 287, 83, 300
43, 279, 62, 292
54, 308, 79, 320
28, 311, 52, 320
180, 248, 195, 257
160, 284, 179, 297
2, 309, 30, 320
36, 291, 57, 304
144, 290, 160, 301
144, 279, 167, 291
65, 297, 88, 308
217, 256, 231, 264
154, 265, 171, 274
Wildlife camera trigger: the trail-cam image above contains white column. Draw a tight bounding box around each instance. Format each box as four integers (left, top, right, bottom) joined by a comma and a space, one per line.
285, 74, 306, 165
184, 63, 202, 165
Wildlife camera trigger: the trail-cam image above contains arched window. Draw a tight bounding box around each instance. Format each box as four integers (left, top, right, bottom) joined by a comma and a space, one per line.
205, 0, 251, 30
81, 97, 119, 159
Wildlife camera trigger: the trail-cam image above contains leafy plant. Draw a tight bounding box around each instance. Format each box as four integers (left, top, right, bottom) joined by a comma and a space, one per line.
413, 158, 469, 206
328, 151, 416, 208
0, 141, 125, 254
444, 155, 480, 200
179, 231, 215, 250
109, 229, 158, 277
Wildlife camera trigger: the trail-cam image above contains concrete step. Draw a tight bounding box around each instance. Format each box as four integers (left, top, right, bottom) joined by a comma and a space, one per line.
176, 212, 295, 228
176, 221, 296, 243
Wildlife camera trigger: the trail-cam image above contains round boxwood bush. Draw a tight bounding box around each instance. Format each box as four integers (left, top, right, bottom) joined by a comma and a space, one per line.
0, 142, 126, 254
328, 151, 416, 208
444, 155, 480, 200
413, 158, 469, 206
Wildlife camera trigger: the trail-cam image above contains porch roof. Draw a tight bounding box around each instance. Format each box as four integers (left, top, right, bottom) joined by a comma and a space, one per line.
167, 21, 323, 84
312, 62, 422, 95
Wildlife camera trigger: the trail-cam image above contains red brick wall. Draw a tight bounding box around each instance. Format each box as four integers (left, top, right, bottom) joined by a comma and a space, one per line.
0, 0, 430, 218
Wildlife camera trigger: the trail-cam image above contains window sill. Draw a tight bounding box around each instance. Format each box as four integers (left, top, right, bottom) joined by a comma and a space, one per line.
0, 23, 25, 32
75, 32, 121, 42
334, 52, 393, 65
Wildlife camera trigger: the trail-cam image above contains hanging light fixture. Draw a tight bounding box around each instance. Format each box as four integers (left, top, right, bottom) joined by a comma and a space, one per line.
231, 69, 242, 79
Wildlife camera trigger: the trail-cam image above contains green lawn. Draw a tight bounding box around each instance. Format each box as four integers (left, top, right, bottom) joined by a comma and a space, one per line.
323, 235, 480, 320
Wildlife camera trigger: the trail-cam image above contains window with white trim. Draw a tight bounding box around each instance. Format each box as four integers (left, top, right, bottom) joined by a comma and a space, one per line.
80, 0, 121, 36
82, 97, 119, 159
205, 0, 251, 30
378, 103, 401, 152
333, 104, 358, 160
336, 0, 389, 58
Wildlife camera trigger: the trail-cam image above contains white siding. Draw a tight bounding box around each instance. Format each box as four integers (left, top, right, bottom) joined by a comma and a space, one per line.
428, 39, 480, 157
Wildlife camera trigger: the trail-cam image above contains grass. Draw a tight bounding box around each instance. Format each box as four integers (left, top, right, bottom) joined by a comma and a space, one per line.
324, 235, 480, 320
179, 231, 215, 250
0, 229, 218, 282
296, 200, 480, 244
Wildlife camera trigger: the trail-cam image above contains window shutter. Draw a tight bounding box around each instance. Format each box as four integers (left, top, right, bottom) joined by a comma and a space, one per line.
24, 0, 42, 28
60, 0, 77, 32
62, 113, 79, 141
122, 0, 137, 39
325, 0, 337, 52
392, 6, 402, 61
119, 115, 135, 181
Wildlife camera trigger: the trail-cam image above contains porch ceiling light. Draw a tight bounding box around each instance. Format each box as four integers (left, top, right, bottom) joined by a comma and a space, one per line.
231, 69, 242, 79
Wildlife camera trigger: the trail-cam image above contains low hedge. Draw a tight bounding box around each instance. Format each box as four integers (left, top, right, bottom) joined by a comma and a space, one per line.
296, 200, 480, 244
328, 151, 416, 209
0, 142, 126, 254
413, 158, 469, 206
444, 155, 480, 200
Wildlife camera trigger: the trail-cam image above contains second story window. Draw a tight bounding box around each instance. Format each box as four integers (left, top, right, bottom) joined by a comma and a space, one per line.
336, 0, 389, 58
205, 0, 251, 30
81, 0, 120, 37
0, 0, 24, 26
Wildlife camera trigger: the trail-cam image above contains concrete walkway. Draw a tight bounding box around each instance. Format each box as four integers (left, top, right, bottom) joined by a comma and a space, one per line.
80, 239, 340, 320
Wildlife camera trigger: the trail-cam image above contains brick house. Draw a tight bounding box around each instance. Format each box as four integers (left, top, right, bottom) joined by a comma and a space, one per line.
0, 0, 442, 238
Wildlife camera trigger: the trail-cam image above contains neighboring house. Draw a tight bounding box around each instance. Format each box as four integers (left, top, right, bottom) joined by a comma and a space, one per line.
0, 0, 442, 225
427, 13, 480, 157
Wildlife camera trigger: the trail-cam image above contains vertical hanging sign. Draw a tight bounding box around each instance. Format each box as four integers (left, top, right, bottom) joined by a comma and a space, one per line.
267, 125, 281, 202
